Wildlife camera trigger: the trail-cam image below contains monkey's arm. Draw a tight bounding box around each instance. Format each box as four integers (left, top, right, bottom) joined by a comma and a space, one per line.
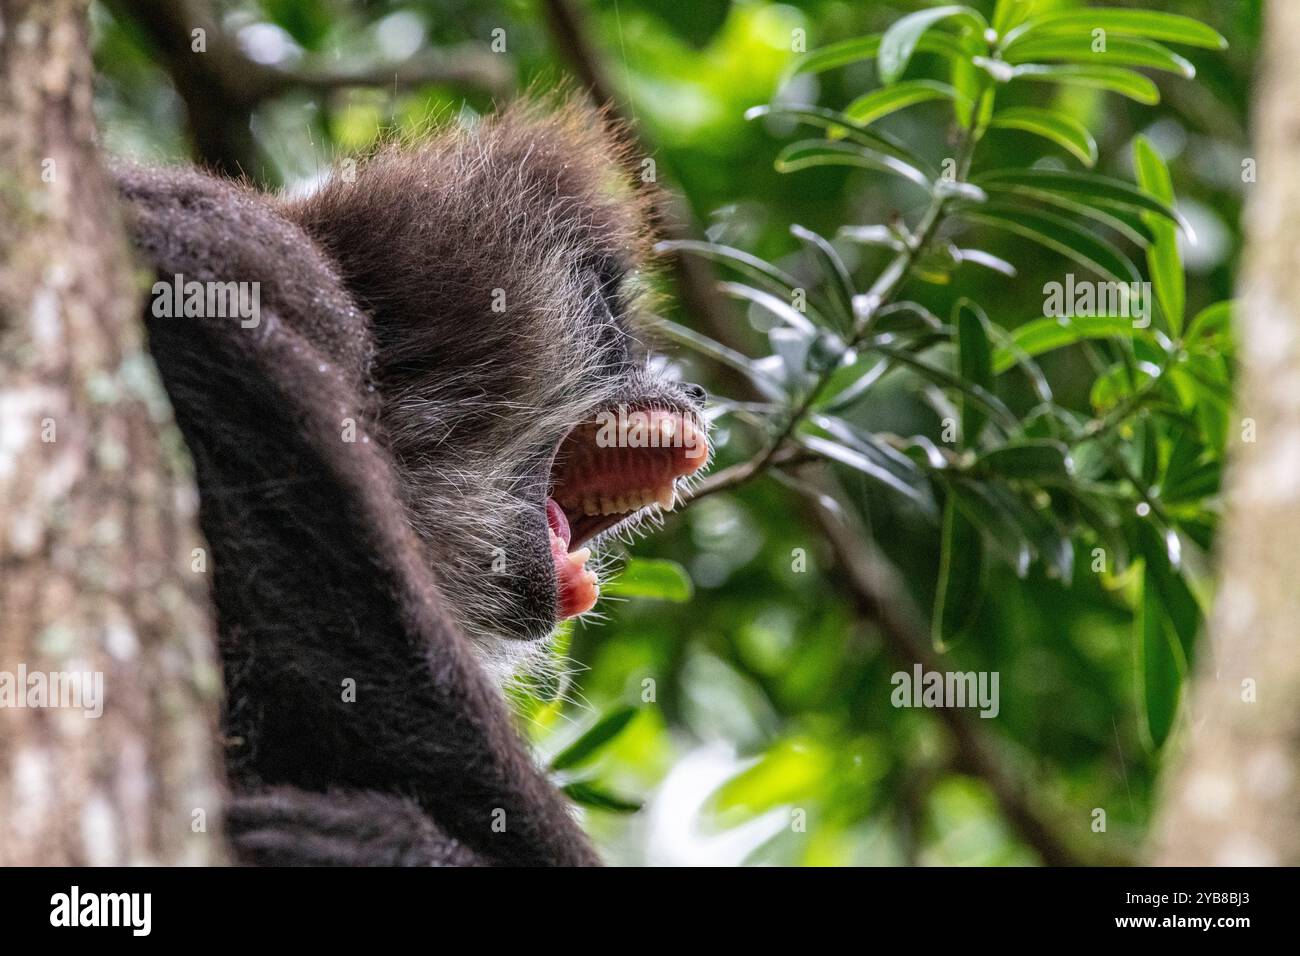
226, 788, 488, 866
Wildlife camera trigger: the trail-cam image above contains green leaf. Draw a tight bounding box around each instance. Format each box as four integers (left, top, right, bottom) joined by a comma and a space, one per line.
962, 203, 1141, 284
956, 300, 994, 446
992, 315, 1143, 374
987, 323, 1052, 401
550, 706, 641, 771
719, 280, 818, 336
785, 31, 966, 80
1015, 9, 1227, 50
791, 224, 857, 334
710, 739, 833, 816
975, 168, 1191, 233
657, 239, 809, 309
1161, 426, 1219, 504
1008, 63, 1160, 104
817, 355, 887, 411
652, 317, 787, 400
933, 494, 985, 650
841, 80, 962, 128
949, 479, 1034, 575
1134, 517, 1201, 747
1133, 136, 1185, 335
991, 0, 1033, 37
988, 106, 1097, 166
1138, 564, 1183, 750
800, 432, 938, 515
879, 6, 986, 84
977, 440, 1073, 481
1185, 300, 1234, 346
957, 248, 1017, 276
1002, 35, 1196, 78
873, 342, 1019, 433
975, 185, 1155, 247
774, 139, 932, 190
745, 104, 933, 175
951, 30, 985, 129
603, 558, 694, 603
840, 224, 906, 251
561, 780, 643, 814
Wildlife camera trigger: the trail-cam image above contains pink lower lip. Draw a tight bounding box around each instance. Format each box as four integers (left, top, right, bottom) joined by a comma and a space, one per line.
547, 497, 595, 618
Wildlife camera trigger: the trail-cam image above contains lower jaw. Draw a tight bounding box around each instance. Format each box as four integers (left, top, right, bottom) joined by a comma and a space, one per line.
551, 526, 598, 617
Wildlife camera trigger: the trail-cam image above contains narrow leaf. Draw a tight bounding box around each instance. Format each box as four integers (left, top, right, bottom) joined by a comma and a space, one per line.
1133, 136, 1185, 334
551, 706, 640, 771
719, 280, 818, 336
604, 558, 694, 603
1184, 299, 1234, 346
800, 434, 937, 514
1009, 63, 1160, 104
933, 494, 985, 650
1019, 9, 1227, 50
989, 106, 1097, 166
785, 31, 966, 80
992, 315, 1143, 374
745, 103, 933, 174
957, 248, 1017, 276
975, 185, 1155, 247
841, 80, 961, 128
975, 168, 1191, 233
774, 139, 932, 190
1137, 566, 1184, 750
879, 5, 986, 84
653, 318, 787, 400
977, 440, 1073, 481
992, 0, 1033, 38
962, 203, 1141, 284
957, 300, 994, 446
873, 342, 1019, 432
562, 781, 643, 814
1002, 35, 1196, 78
791, 224, 857, 333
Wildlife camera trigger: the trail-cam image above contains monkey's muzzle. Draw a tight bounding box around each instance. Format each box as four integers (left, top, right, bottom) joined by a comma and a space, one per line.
546, 406, 708, 618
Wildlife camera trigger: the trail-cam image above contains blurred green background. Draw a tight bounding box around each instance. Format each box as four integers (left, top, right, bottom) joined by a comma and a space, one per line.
91, 0, 1257, 865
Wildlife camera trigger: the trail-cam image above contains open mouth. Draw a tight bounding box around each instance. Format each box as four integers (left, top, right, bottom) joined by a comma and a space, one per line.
546, 406, 708, 619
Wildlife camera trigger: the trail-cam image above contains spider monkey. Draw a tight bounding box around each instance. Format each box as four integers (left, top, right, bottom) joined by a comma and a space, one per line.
114, 99, 709, 866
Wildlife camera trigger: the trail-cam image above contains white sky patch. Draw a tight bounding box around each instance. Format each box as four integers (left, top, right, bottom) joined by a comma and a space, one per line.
644, 744, 790, 867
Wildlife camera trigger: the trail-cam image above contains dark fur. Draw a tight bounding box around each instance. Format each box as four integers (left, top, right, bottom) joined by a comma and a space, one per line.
115, 101, 699, 866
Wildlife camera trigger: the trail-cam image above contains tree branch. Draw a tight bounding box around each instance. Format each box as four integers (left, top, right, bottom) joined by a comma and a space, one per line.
104, 0, 512, 180
806, 483, 1113, 865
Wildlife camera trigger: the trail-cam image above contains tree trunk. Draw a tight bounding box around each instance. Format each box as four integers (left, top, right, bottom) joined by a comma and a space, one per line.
1152, 0, 1300, 866
0, 0, 223, 864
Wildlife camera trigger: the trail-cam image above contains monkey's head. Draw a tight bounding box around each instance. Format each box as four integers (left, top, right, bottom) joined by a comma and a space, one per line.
284, 100, 709, 675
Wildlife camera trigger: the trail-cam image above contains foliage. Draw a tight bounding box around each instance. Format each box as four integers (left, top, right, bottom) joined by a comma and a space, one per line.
664, 2, 1232, 755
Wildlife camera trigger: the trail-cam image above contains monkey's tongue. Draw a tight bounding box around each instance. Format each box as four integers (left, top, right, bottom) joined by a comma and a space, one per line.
548, 497, 597, 618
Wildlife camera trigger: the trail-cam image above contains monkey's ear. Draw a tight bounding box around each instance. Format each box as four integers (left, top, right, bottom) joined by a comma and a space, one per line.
120, 164, 599, 866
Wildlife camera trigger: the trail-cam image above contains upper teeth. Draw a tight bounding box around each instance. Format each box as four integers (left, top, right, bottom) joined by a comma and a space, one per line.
563, 484, 676, 516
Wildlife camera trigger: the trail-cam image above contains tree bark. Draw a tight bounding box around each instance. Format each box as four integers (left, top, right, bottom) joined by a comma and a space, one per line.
0, 0, 223, 864
1152, 0, 1300, 865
